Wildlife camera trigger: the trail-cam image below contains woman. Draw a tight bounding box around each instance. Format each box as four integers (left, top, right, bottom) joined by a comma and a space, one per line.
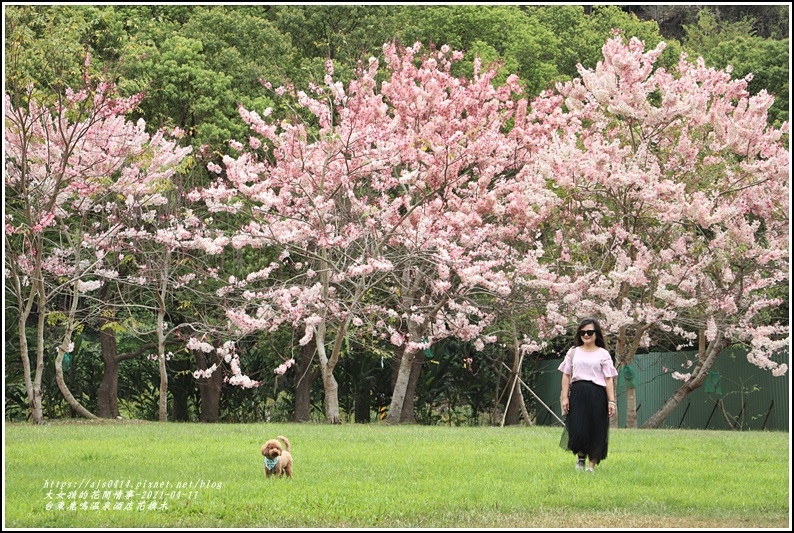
558, 318, 618, 473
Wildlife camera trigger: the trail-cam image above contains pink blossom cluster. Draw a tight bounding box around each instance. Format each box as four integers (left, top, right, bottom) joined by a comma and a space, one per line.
182, 37, 788, 396
193, 364, 217, 379
274, 358, 295, 375
185, 339, 262, 388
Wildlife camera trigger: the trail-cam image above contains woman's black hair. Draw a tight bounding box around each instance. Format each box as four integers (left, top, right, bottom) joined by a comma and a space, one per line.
574, 317, 607, 349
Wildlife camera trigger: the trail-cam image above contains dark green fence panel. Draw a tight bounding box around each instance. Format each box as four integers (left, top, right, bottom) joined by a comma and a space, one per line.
533, 347, 789, 431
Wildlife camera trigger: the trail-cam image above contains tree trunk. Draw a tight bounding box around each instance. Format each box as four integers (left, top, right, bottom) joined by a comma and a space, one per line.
15, 244, 47, 424
155, 303, 170, 422
18, 303, 44, 424
32, 309, 46, 424
156, 248, 172, 422
503, 349, 522, 426
385, 346, 419, 424
157, 340, 168, 422
313, 258, 365, 424
612, 316, 647, 429
195, 349, 223, 423
399, 350, 425, 423
54, 284, 97, 420
389, 345, 403, 391
321, 365, 342, 424
517, 386, 531, 426
96, 306, 159, 420
315, 324, 342, 424
199, 373, 222, 423
55, 347, 97, 419
96, 355, 120, 418
97, 318, 120, 419
640, 381, 694, 429
641, 336, 728, 429
625, 387, 637, 428
293, 335, 317, 422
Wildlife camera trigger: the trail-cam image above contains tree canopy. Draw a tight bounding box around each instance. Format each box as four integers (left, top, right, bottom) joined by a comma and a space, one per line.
4, 4, 789, 425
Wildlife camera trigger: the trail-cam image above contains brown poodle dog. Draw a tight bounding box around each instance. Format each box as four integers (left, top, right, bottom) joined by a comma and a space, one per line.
261, 435, 293, 478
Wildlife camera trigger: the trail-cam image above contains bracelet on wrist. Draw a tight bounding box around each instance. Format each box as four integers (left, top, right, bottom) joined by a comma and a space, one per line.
608, 401, 616, 406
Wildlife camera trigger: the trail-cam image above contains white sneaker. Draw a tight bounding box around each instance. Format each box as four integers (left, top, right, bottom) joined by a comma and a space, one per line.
585, 467, 594, 473
576, 457, 586, 470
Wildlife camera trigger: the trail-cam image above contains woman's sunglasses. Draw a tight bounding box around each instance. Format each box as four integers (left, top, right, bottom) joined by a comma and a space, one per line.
579, 330, 596, 337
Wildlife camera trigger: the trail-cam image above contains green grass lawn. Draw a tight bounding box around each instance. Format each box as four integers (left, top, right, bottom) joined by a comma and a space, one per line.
3, 420, 790, 528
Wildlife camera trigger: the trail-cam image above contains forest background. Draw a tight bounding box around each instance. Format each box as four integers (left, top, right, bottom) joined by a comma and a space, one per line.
4, 4, 790, 427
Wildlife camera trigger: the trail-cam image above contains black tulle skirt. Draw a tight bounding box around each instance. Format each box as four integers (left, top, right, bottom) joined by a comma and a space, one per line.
561, 380, 610, 464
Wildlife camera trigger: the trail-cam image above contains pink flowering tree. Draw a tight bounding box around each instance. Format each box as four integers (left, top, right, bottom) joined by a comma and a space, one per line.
535, 34, 789, 428
86, 153, 269, 422
190, 42, 564, 423
99, 213, 230, 423
371, 47, 569, 423
5, 67, 192, 423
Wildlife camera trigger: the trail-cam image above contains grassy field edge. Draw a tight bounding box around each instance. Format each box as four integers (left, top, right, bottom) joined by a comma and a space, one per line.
3, 421, 791, 528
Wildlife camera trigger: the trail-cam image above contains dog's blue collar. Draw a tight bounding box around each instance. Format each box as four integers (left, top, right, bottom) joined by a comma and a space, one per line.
264, 456, 279, 471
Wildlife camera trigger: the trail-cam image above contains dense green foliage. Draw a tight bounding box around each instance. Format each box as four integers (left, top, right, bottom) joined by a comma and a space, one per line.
4, 4, 789, 424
